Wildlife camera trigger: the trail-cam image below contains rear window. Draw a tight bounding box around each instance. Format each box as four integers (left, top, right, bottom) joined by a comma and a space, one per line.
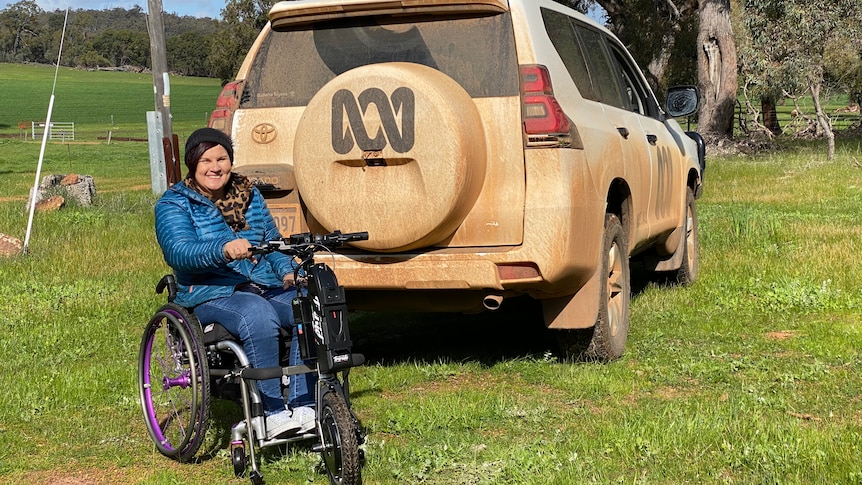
242, 12, 519, 108
542, 8, 596, 101
574, 26, 626, 110
541, 7, 627, 110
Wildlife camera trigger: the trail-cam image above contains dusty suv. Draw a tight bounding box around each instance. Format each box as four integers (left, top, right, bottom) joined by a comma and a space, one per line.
208, 0, 705, 360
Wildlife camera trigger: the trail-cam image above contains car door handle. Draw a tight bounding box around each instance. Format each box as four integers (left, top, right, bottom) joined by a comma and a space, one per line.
617, 127, 630, 139
646, 134, 658, 145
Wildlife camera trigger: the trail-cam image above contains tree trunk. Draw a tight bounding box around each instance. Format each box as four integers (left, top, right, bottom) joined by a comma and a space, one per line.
810, 80, 835, 160
761, 95, 782, 136
697, 0, 738, 138
646, 31, 675, 91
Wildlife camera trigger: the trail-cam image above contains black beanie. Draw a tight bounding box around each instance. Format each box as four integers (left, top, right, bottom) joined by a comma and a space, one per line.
185, 127, 234, 164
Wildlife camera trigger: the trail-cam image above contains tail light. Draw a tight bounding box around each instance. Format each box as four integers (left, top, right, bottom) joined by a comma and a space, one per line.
208, 80, 244, 134
520, 65, 579, 148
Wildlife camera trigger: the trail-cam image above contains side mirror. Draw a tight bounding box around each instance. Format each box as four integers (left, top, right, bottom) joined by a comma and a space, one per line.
665, 86, 700, 118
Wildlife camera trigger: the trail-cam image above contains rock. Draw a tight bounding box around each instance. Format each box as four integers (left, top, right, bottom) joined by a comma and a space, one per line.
0, 233, 23, 257
60, 173, 81, 186
30, 173, 96, 207
35, 195, 65, 211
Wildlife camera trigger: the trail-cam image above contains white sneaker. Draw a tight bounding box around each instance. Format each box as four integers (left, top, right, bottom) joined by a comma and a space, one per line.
292, 406, 317, 434
266, 409, 300, 439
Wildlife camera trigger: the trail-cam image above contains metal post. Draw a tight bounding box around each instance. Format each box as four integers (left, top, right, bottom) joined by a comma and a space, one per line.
147, 111, 168, 195
146, 0, 181, 185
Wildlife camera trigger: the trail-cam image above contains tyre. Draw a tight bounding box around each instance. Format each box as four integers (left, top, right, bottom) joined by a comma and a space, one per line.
232, 444, 247, 478
319, 390, 361, 485
557, 214, 630, 361
138, 303, 211, 462
672, 188, 698, 286
293, 62, 487, 252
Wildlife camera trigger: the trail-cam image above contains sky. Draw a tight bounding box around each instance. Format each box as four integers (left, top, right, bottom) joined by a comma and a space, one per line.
0, 0, 225, 18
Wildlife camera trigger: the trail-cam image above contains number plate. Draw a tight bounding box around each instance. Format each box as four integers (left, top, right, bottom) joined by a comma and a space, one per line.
269, 203, 303, 236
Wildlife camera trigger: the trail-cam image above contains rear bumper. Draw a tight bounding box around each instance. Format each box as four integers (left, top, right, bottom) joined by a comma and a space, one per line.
322, 148, 606, 310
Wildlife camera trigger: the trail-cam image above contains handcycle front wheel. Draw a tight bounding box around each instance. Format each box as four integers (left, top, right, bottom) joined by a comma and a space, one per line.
138, 303, 211, 462
232, 443, 247, 478
319, 390, 361, 485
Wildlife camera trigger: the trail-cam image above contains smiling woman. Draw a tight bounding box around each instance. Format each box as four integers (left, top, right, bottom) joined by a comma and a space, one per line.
183, 128, 235, 199
153, 126, 318, 441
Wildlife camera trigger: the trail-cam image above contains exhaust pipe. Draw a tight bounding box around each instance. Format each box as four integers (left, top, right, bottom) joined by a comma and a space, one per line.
483, 293, 503, 311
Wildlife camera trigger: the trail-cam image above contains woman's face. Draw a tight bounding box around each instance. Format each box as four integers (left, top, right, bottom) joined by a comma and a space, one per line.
193, 144, 232, 199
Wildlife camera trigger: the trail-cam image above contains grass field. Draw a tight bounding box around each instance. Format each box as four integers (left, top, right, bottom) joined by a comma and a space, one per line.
1, 65, 862, 484
0, 63, 222, 141
4, 138, 862, 484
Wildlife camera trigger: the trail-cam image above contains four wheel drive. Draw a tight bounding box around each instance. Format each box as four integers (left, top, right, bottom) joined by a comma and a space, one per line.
207, 0, 706, 361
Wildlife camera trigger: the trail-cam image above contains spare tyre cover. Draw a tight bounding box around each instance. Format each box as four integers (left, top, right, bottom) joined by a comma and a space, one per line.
293, 62, 487, 252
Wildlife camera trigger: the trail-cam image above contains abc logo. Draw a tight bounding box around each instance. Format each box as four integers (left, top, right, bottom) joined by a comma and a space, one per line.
331, 88, 415, 154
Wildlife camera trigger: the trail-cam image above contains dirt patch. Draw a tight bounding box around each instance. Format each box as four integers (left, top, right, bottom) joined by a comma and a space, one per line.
20, 467, 138, 485
766, 330, 797, 340
394, 372, 506, 396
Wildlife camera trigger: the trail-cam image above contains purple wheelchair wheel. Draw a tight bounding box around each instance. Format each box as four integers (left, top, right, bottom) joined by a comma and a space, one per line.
138, 303, 210, 462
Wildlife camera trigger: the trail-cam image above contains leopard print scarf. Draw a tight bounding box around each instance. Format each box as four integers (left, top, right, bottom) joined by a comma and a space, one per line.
186, 174, 252, 232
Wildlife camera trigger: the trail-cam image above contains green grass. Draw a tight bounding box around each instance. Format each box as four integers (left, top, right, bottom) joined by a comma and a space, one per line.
0, 63, 222, 140
1, 66, 862, 482
1, 137, 860, 484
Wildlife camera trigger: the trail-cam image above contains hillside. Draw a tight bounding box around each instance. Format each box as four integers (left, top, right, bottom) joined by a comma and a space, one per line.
0, 4, 221, 77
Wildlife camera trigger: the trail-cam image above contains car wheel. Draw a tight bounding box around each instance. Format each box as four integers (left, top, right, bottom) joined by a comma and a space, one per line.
672, 188, 698, 286
556, 213, 630, 361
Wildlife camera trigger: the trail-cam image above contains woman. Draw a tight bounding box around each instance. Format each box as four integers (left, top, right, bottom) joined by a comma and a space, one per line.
154, 127, 315, 439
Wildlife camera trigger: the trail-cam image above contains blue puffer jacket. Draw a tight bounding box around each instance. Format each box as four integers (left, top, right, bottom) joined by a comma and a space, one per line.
154, 180, 296, 308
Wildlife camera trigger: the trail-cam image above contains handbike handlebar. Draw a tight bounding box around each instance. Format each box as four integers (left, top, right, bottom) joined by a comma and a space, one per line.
286, 230, 369, 247
249, 230, 369, 257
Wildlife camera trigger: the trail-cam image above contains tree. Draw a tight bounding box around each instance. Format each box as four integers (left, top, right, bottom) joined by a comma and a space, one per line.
582, 0, 699, 93
824, 34, 862, 108
91, 29, 150, 66
0, 5, 221, 69
168, 30, 213, 76
0, 0, 42, 62
742, 0, 862, 159
562, 0, 739, 142
62, 11, 100, 67
209, 0, 275, 83
696, 0, 737, 138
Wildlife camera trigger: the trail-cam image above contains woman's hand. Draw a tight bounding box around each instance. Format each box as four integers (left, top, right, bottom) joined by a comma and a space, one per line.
282, 273, 308, 289
223, 238, 253, 261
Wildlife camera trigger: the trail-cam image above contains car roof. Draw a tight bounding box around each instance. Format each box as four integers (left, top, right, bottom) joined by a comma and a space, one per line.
268, 0, 509, 29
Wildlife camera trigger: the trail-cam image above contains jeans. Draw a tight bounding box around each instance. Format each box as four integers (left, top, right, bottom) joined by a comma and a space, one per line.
193, 287, 315, 415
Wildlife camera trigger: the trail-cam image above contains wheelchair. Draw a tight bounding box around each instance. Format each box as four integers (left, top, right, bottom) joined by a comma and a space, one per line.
138, 231, 368, 485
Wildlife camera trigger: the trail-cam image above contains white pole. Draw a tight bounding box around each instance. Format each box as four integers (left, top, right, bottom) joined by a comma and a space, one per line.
22, 7, 70, 254
22, 96, 55, 253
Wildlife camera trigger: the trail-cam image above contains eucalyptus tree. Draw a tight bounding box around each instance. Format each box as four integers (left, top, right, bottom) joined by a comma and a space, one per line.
91, 29, 150, 67
168, 31, 213, 77
558, 0, 738, 140
697, 0, 737, 138
743, 0, 862, 158
0, 0, 42, 62
209, 0, 276, 83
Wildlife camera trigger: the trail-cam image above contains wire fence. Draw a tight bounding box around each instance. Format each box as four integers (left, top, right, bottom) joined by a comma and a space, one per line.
735, 97, 861, 137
